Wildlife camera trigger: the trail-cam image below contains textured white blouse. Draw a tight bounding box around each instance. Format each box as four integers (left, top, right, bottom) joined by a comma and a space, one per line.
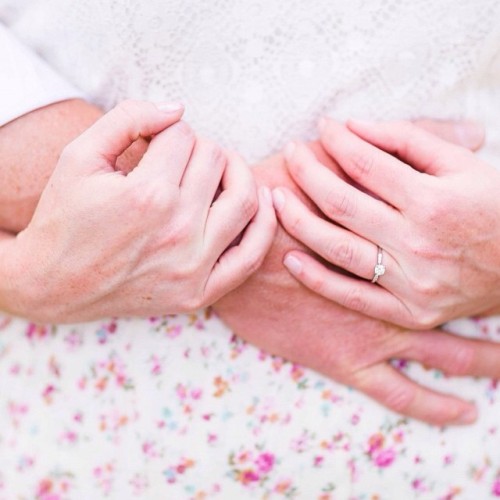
2, 0, 500, 162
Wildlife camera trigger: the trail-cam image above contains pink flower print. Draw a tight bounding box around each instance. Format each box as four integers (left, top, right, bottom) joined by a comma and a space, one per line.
373, 448, 396, 468
166, 325, 182, 339
42, 385, 57, 405
35, 479, 56, 500
95, 321, 117, 344
163, 458, 195, 484
48, 356, 61, 378
440, 486, 463, 500
367, 433, 384, 454
129, 473, 149, 495
9, 363, 21, 375
412, 478, 428, 493
59, 430, 78, 444
493, 478, 500, 497
35, 474, 72, 500
213, 377, 230, 398
64, 331, 83, 349
255, 453, 275, 474
151, 355, 162, 376
94, 354, 133, 390
142, 441, 161, 459
16, 455, 35, 472
93, 463, 115, 495
8, 401, 28, 423
26, 323, 49, 341
273, 479, 294, 495
240, 469, 260, 485
191, 388, 203, 400
290, 364, 305, 382
314, 456, 324, 468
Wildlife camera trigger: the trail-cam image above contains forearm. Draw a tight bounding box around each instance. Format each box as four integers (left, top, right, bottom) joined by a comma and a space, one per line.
0, 99, 103, 232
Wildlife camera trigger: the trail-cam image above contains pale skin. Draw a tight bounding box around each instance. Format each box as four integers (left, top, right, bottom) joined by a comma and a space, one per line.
0, 100, 277, 322
2, 99, 500, 425
276, 118, 500, 328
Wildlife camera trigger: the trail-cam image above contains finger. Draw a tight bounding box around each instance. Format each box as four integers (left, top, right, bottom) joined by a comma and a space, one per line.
204, 186, 277, 302
403, 330, 500, 379
317, 119, 420, 209
132, 121, 195, 185
180, 138, 226, 220
282, 251, 416, 328
413, 119, 485, 151
72, 100, 184, 170
346, 119, 469, 176
352, 363, 477, 426
205, 151, 258, 253
273, 186, 401, 282
284, 142, 400, 242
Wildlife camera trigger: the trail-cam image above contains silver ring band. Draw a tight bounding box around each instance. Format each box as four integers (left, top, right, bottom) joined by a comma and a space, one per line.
371, 246, 386, 284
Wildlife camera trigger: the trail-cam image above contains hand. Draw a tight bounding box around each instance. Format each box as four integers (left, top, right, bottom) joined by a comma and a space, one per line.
214, 121, 500, 426
277, 118, 500, 328
2, 100, 276, 322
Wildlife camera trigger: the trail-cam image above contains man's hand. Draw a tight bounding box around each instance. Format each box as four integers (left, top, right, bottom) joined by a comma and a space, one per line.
2, 101, 276, 322
214, 123, 500, 426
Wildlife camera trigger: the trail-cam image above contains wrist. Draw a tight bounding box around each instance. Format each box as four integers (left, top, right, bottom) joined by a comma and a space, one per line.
0, 236, 30, 318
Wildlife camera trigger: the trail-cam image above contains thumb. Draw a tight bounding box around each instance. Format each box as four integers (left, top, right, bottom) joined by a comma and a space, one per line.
413, 119, 485, 151
67, 100, 184, 172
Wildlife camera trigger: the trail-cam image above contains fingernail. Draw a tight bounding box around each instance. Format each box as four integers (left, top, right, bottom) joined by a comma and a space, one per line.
284, 254, 303, 274
156, 102, 184, 113
454, 406, 477, 425
259, 186, 272, 205
454, 121, 484, 148
272, 188, 285, 212
283, 141, 296, 162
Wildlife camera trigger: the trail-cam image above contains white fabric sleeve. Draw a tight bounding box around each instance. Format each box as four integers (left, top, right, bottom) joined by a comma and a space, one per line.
0, 23, 83, 126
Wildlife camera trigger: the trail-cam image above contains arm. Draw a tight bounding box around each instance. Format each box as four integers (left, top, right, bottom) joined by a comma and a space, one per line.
1, 100, 276, 322
214, 134, 500, 427
0, 99, 103, 233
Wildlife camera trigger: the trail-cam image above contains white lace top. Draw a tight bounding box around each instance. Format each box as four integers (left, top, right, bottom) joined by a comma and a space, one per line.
2, 0, 500, 162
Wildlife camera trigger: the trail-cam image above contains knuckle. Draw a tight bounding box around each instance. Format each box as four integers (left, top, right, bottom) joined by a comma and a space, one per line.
383, 385, 416, 414
129, 183, 167, 211
164, 217, 193, 246
285, 210, 306, 236
341, 287, 367, 313
445, 344, 475, 376
325, 239, 356, 269
348, 151, 375, 180
207, 141, 224, 165
324, 189, 356, 219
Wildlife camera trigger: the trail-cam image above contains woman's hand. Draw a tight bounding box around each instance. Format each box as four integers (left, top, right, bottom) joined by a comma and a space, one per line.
215, 145, 500, 427
275, 118, 500, 328
1, 100, 276, 322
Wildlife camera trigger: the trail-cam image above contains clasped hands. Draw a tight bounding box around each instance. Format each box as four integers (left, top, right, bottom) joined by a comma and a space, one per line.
5, 100, 500, 426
